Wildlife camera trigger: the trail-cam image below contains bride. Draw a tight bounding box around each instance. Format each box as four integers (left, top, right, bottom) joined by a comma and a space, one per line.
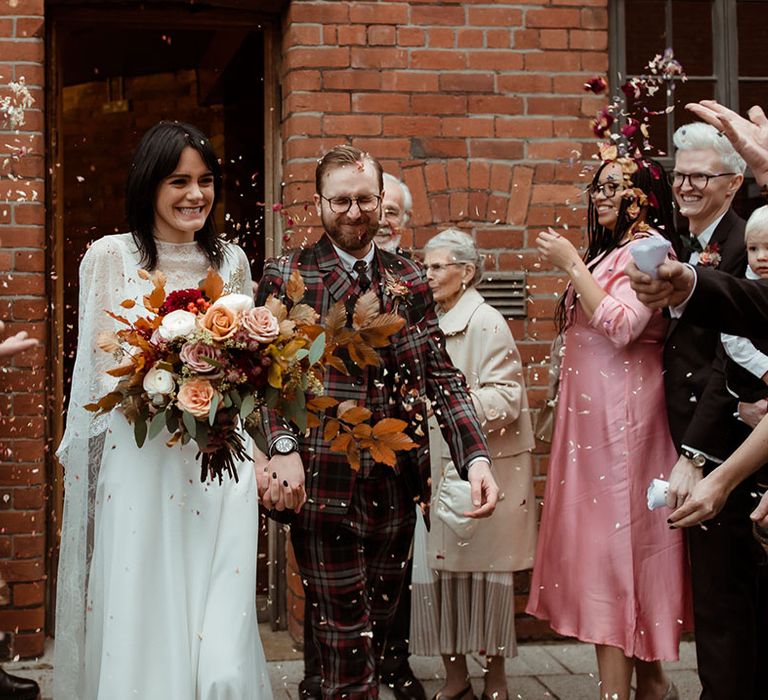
53, 121, 272, 699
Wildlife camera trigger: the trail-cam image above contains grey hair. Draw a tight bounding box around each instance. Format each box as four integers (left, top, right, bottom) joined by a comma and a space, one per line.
423, 227, 484, 286
673, 121, 747, 175
383, 172, 413, 225
746, 205, 768, 241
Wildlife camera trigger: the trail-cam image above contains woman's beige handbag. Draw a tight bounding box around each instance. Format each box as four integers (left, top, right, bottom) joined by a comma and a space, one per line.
435, 464, 478, 540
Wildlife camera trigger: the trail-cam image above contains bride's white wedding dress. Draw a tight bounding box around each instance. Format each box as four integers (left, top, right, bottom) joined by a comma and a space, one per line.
54, 234, 272, 699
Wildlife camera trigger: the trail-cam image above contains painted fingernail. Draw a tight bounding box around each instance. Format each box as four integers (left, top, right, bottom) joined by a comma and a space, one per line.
272, 472, 277, 479
283, 480, 289, 487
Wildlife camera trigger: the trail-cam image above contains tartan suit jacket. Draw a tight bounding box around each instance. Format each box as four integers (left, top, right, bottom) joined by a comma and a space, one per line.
254, 234, 491, 528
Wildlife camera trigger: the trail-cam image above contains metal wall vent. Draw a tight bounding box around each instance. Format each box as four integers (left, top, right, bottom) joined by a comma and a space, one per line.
478, 271, 527, 319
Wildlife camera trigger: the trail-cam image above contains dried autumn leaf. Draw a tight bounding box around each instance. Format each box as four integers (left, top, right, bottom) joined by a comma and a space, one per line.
137, 269, 151, 280
120, 299, 137, 309
306, 413, 322, 429
377, 431, 419, 452
338, 405, 372, 425
369, 442, 397, 467
289, 303, 318, 326
337, 399, 359, 417
372, 418, 410, 437
359, 314, 406, 347
352, 423, 372, 440
105, 310, 131, 326
265, 295, 287, 322
323, 419, 341, 442
106, 361, 135, 377
307, 396, 338, 411
346, 440, 361, 471
279, 319, 297, 338
286, 269, 306, 304
326, 355, 350, 375
96, 330, 121, 353
199, 268, 225, 302
324, 302, 347, 337
352, 291, 380, 330
330, 432, 352, 453
348, 340, 381, 368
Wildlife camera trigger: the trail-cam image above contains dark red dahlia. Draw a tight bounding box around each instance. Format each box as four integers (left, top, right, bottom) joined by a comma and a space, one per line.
159, 288, 205, 316
584, 76, 608, 94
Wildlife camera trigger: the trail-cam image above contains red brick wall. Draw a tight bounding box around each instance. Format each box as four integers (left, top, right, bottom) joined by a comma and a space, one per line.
0, 0, 46, 659
279, 0, 608, 642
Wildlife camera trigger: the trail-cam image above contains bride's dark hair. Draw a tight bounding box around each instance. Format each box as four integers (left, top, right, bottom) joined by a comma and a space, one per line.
125, 121, 225, 271
554, 157, 680, 334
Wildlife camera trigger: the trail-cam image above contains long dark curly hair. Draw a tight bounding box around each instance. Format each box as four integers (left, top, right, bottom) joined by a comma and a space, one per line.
125, 121, 225, 271
554, 158, 680, 335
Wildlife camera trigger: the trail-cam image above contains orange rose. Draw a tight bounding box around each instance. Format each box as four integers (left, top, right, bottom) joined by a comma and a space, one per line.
176, 378, 217, 418
200, 304, 239, 340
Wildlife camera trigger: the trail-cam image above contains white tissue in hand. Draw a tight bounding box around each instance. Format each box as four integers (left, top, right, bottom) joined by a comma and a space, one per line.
647, 478, 669, 510
630, 238, 671, 278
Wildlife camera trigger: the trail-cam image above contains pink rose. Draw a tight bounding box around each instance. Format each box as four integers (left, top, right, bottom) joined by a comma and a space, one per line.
176, 378, 217, 418
241, 306, 279, 344
179, 342, 223, 374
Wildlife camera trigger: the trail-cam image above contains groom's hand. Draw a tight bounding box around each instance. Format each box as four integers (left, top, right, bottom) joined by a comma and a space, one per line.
625, 260, 695, 309
464, 459, 499, 518
262, 452, 306, 513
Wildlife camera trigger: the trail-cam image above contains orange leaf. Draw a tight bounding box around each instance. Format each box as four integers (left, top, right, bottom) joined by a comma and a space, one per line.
372, 418, 409, 437
326, 355, 350, 375
369, 442, 397, 467
120, 299, 137, 309
308, 396, 338, 411
105, 310, 131, 326
305, 413, 322, 429
330, 432, 352, 453
378, 432, 419, 452
352, 291, 380, 330
324, 301, 347, 337
352, 423, 372, 440
286, 269, 306, 304
348, 340, 381, 369
346, 440, 361, 471
106, 362, 135, 377
289, 303, 318, 326
338, 405, 372, 425
199, 268, 225, 302
323, 419, 341, 442
138, 269, 151, 280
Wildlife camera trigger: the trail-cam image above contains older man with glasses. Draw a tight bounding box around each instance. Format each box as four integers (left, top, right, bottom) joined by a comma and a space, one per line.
662, 121, 768, 700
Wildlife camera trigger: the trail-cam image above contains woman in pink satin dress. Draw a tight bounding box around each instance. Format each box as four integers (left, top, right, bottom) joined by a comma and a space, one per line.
527, 158, 691, 700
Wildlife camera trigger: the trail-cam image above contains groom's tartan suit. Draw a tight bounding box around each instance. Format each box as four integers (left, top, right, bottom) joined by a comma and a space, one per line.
255, 234, 490, 698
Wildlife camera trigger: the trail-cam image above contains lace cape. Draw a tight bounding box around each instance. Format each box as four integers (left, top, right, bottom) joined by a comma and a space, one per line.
53, 233, 252, 699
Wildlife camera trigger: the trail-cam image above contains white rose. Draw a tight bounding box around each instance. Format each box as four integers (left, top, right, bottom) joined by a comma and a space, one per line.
143, 367, 175, 398
213, 293, 254, 314
158, 309, 197, 340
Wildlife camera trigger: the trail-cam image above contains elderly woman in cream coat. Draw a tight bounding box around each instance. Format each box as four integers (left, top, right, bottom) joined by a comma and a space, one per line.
410, 229, 537, 700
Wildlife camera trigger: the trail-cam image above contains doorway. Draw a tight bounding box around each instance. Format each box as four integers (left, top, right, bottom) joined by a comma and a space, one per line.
46, 1, 284, 632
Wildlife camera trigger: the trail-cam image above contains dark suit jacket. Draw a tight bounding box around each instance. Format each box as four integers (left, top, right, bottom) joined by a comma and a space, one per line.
724, 334, 768, 404
684, 267, 768, 338
254, 234, 490, 529
664, 208, 749, 459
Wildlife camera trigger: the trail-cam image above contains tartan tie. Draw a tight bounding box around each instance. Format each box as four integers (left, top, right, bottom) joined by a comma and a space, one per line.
353, 260, 370, 293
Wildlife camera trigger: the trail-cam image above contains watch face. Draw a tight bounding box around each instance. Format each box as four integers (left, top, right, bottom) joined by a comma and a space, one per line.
275, 437, 295, 454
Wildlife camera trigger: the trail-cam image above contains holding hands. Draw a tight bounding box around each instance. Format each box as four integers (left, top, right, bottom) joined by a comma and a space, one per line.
255, 447, 306, 514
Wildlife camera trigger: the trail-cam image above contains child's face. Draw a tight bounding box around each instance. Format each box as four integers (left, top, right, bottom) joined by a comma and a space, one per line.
747, 227, 768, 279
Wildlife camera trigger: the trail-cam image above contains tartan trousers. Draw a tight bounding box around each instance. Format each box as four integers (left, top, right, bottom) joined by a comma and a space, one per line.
291, 473, 417, 699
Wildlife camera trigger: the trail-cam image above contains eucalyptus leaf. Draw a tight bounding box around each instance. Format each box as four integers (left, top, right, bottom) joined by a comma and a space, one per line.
222, 393, 232, 408
196, 421, 209, 450
148, 411, 167, 441
308, 332, 326, 366
295, 348, 309, 361
229, 390, 242, 409
134, 417, 148, 448
165, 410, 179, 434
265, 385, 280, 408
240, 393, 256, 419
182, 410, 197, 438
208, 392, 220, 426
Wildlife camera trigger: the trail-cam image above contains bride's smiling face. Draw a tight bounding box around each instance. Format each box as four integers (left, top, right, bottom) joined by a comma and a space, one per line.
153, 147, 215, 243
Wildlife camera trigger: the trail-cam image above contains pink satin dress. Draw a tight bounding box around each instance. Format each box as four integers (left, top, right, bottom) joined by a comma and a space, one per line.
526, 238, 692, 661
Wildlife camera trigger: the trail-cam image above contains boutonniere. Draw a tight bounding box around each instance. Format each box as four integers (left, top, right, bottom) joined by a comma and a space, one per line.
382, 270, 411, 314
698, 242, 721, 268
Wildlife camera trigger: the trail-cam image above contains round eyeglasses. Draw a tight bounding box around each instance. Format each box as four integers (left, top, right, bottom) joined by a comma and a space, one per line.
588, 181, 620, 199
320, 194, 382, 213
669, 171, 736, 190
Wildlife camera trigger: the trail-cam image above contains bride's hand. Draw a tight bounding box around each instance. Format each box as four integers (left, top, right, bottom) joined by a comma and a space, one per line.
253, 447, 270, 498
536, 228, 580, 272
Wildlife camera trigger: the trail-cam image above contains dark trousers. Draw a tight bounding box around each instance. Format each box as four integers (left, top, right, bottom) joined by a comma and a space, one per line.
304, 559, 415, 681
292, 476, 416, 699
688, 481, 768, 699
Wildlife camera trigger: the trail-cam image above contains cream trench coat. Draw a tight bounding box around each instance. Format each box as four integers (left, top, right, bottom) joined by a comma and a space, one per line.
428, 287, 537, 572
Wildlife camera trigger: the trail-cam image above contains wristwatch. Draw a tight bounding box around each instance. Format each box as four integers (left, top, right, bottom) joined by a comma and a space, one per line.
681, 448, 707, 468
270, 434, 299, 458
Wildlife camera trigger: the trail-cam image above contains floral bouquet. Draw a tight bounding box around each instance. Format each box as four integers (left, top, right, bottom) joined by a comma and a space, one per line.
87, 267, 418, 483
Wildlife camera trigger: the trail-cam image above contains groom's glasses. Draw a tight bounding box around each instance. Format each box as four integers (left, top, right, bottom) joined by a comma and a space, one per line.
320, 194, 382, 213
669, 171, 736, 189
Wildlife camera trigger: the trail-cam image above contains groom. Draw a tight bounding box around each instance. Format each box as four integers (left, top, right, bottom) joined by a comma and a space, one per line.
255, 145, 497, 698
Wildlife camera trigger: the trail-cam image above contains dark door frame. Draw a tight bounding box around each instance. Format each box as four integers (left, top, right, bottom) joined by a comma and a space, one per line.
44, 0, 284, 635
